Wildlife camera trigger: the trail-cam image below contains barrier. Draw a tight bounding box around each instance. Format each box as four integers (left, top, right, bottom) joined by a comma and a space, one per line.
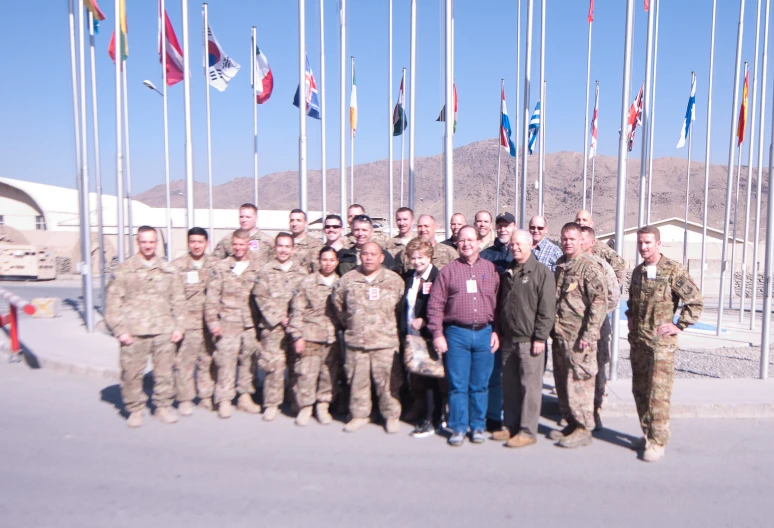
0, 287, 36, 362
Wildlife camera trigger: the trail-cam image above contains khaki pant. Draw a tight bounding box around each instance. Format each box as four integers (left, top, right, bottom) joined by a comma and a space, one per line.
175, 328, 215, 402
258, 325, 294, 408
552, 338, 597, 430
630, 340, 676, 446
213, 328, 259, 405
595, 317, 612, 411
120, 334, 175, 413
502, 340, 543, 438
345, 346, 403, 420
292, 342, 339, 408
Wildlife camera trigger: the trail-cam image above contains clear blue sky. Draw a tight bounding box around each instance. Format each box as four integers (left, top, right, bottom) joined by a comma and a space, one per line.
0, 0, 770, 197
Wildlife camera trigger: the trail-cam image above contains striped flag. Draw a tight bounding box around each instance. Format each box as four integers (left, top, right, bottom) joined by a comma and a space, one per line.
108, 0, 128, 62
676, 73, 696, 149
588, 0, 594, 23
392, 71, 407, 136
589, 83, 599, 159
253, 46, 274, 104
350, 58, 358, 136
627, 83, 644, 151
528, 101, 541, 155
84, 0, 106, 31
436, 82, 458, 133
737, 63, 749, 146
159, 8, 184, 86
500, 84, 516, 157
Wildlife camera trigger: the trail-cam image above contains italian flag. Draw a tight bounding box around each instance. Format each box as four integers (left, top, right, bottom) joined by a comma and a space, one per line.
392, 71, 407, 136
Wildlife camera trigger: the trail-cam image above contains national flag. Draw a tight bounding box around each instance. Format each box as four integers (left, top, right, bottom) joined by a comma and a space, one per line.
528, 101, 541, 155
159, 8, 184, 86
627, 83, 644, 151
293, 56, 321, 120
350, 60, 358, 135
589, 83, 599, 159
206, 25, 240, 92
436, 82, 458, 133
392, 71, 408, 136
84, 0, 106, 32
645, 0, 650, 11
253, 46, 274, 104
108, 0, 128, 62
588, 0, 595, 23
737, 63, 749, 146
500, 85, 516, 157
676, 73, 697, 149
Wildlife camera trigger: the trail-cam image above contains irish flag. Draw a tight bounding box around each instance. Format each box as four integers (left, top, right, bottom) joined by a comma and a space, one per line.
350, 57, 358, 136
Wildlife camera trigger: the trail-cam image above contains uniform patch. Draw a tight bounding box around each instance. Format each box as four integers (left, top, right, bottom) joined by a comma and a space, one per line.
249, 240, 260, 251
521, 276, 530, 284
368, 287, 380, 301
565, 283, 577, 292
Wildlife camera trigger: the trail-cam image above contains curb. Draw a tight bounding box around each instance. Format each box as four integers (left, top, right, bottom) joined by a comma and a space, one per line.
1, 349, 120, 383
601, 402, 774, 419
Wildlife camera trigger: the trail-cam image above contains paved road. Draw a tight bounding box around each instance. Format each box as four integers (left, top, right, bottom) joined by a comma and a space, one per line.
1, 360, 772, 527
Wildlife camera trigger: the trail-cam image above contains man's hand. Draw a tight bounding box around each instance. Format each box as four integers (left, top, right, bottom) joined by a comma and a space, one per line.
410, 318, 425, 332
531, 340, 545, 356
490, 331, 500, 354
171, 331, 184, 344
433, 336, 448, 355
578, 339, 591, 350
118, 333, 134, 346
210, 326, 223, 338
657, 322, 681, 337
294, 338, 306, 354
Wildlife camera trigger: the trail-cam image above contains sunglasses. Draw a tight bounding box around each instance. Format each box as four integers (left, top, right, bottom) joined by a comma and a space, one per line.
324, 224, 342, 229
529, 226, 546, 231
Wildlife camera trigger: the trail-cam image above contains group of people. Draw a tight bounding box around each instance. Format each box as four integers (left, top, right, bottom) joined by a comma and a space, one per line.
105, 202, 704, 462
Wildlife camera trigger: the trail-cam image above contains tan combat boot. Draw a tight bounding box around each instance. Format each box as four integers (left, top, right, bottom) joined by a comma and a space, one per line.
178, 401, 194, 417
642, 443, 666, 462
237, 393, 262, 414
316, 402, 332, 425
490, 428, 511, 442
218, 401, 232, 419
506, 432, 537, 449
295, 406, 313, 426
385, 418, 400, 434
198, 398, 214, 411
549, 423, 576, 441
154, 406, 179, 425
127, 411, 143, 428
263, 406, 279, 421
343, 417, 369, 433
557, 428, 593, 448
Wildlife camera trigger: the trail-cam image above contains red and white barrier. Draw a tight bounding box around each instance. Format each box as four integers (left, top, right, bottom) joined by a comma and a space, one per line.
0, 287, 36, 361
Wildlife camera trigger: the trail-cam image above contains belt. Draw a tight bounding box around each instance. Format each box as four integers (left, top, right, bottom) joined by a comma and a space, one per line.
449, 322, 491, 331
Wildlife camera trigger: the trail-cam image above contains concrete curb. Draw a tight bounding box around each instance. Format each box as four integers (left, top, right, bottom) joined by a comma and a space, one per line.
1, 349, 120, 383
601, 403, 774, 419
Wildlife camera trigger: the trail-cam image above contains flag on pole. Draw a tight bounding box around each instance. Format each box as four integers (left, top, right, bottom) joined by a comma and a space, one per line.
588, 0, 594, 23
393, 72, 407, 136
160, 9, 184, 86
206, 25, 240, 92
293, 56, 321, 120
737, 64, 749, 146
500, 85, 516, 157
350, 60, 358, 136
253, 46, 273, 104
627, 83, 644, 151
676, 73, 697, 149
528, 101, 541, 155
436, 82, 458, 133
645, 0, 650, 11
85, 0, 106, 31
108, 0, 128, 62
589, 83, 599, 159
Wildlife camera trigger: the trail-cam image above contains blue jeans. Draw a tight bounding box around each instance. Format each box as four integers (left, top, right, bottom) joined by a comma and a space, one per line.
443, 325, 495, 433
486, 349, 503, 422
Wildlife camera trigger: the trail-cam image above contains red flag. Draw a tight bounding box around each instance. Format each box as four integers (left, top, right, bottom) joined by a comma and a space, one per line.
644, 0, 649, 11
159, 8, 184, 86
627, 84, 644, 152
588, 0, 594, 23
737, 65, 749, 146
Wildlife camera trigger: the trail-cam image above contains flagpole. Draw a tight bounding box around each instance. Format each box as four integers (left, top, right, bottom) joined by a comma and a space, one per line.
751, 0, 770, 330
77, 0, 94, 332
590, 80, 598, 216
701, 0, 717, 292
730, 141, 744, 310
582, 0, 592, 211
320, 0, 327, 217
202, 4, 214, 241
299, 0, 309, 211
114, 0, 125, 261
514, 0, 521, 217
537, 0, 546, 216
539, 79, 546, 215
760, 38, 774, 381
408, 0, 416, 210
87, 10, 106, 308
637, 0, 656, 260
350, 55, 355, 204
646, 0, 660, 224
182, 0, 195, 229
520, 0, 534, 228
590, 155, 596, 215
161, 0, 172, 260
251, 26, 259, 208
611, 0, 636, 382
496, 79, 503, 216
122, 63, 134, 254
741, 0, 763, 322
388, 0, 394, 235
683, 72, 695, 267
69, 0, 82, 199
400, 68, 406, 208
339, 0, 347, 215
443, 0, 453, 238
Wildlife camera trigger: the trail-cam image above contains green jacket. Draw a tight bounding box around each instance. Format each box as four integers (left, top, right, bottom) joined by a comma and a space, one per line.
496, 254, 556, 342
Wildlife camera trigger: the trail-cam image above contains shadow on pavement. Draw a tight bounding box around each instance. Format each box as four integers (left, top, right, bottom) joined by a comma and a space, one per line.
100, 374, 153, 418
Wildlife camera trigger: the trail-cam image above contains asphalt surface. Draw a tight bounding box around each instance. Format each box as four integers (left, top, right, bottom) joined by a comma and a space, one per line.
1, 359, 772, 528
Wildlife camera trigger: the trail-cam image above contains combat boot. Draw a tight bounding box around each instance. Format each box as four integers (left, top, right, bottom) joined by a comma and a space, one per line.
632, 436, 649, 450
490, 428, 511, 442
506, 432, 537, 449
295, 406, 313, 426
126, 411, 143, 428
154, 406, 179, 425
198, 398, 213, 411
218, 401, 232, 419
237, 393, 262, 414
316, 402, 332, 425
262, 406, 279, 421
557, 428, 593, 448
343, 417, 369, 433
642, 443, 666, 462
178, 401, 194, 417
385, 418, 400, 434
548, 424, 576, 441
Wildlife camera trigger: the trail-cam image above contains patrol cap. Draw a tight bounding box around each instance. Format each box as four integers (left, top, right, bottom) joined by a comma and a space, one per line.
495, 212, 516, 224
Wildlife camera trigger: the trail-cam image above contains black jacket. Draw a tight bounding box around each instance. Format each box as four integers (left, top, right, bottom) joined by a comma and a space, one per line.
337, 246, 397, 276
496, 253, 556, 342
398, 266, 439, 341
480, 238, 514, 275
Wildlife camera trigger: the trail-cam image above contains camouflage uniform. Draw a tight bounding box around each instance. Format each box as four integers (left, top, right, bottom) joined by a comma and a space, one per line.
384, 232, 416, 258
292, 233, 324, 272
252, 259, 309, 409
105, 255, 185, 413
552, 252, 607, 430
395, 242, 458, 274
591, 239, 627, 286
332, 267, 405, 420
479, 230, 496, 250
589, 254, 621, 412
344, 230, 390, 250
204, 257, 262, 405
287, 272, 340, 408
213, 229, 274, 263
626, 255, 703, 446
171, 254, 219, 403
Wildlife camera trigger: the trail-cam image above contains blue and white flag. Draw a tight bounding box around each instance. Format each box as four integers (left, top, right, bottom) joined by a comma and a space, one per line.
500, 85, 516, 157
528, 101, 541, 155
293, 56, 321, 120
676, 73, 696, 148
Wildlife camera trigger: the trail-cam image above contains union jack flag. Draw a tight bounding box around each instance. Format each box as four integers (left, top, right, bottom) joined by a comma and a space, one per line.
627, 83, 644, 152
293, 56, 321, 120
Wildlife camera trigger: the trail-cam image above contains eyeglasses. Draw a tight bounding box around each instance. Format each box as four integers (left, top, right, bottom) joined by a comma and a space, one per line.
324, 224, 342, 230
529, 226, 546, 231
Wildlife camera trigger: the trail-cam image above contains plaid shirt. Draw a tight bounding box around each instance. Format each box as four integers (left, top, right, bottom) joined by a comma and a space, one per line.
532, 237, 562, 273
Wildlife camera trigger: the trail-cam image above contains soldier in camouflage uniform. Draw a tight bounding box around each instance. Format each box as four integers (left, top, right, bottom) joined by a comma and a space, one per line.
580, 226, 621, 430
288, 246, 340, 426
575, 209, 627, 285
337, 215, 397, 275
105, 226, 185, 428
395, 215, 458, 274
204, 230, 264, 419
289, 208, 323, 272
384, 207, 416, 258
171, 227, 219, 415
549, 223, 607, 448
252, 233, 309, 421
332, 242, 405, 434
213, 203, 274, 263
627, 226, 703, 462
343, 204, 390, 250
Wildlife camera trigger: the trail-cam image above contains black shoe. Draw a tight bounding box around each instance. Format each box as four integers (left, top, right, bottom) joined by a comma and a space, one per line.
486, 418, 503, 433
410, 420, 436, 438
448, 431, 465, 447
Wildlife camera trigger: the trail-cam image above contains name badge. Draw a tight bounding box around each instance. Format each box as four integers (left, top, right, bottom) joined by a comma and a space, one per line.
466, 279, 478, 294
249, 240, 260, 251
368, 287, 380, 301
422, 282, 433, 295
646, 265, 657, 280
186, 271, 199, 284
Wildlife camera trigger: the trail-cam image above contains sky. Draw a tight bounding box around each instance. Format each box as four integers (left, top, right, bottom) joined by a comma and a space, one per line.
0, 0, 771, 199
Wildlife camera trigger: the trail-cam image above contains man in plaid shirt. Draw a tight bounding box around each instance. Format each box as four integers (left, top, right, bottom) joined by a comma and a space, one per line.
529, 215, 562, 272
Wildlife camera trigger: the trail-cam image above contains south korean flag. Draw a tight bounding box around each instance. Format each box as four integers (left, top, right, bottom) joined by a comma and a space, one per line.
207, 25, 240, 92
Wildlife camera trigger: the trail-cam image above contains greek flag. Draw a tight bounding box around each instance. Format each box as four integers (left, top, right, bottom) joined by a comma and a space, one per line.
676, 73, 696, 149
528, 101, 541, 155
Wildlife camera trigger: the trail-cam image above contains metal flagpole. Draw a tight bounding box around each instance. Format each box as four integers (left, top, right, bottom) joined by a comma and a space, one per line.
751, 0, 770, 330
520, 0, 534, 228
251, 26, 259, 207
388, 0, 394, 235
537, 0, 546, 216
400, 68, 406, 208
77, 0, 94, 332
683, 72, 695, 267
69, 0, 82, 196
203, 4, 214, 241
443, 0, 453, 238
701, 0, 717, 292
339, 0, 347, 215
88, 10, 106, 307
637, 0, 656, 255
161, 0, 172, 260
350, 56, 355, 204
717, 0, 746, 336
730, 140, 744, 309
741, 0, 763, 321
611, 0, 636, 382
760, 46, 774, 381
114, 0, 125, 261
496, 79, 503, 215
320, 0, 327, 217
582, 0, 592, 210
408, 0, 416, 210
182, 0, 195, 229
299, 0, 308, 211
590, 80, 599, 216
540, 80, 546, 215
514, 0, 521, 217
646, 0, 660, 224
122, 63, 134, 254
